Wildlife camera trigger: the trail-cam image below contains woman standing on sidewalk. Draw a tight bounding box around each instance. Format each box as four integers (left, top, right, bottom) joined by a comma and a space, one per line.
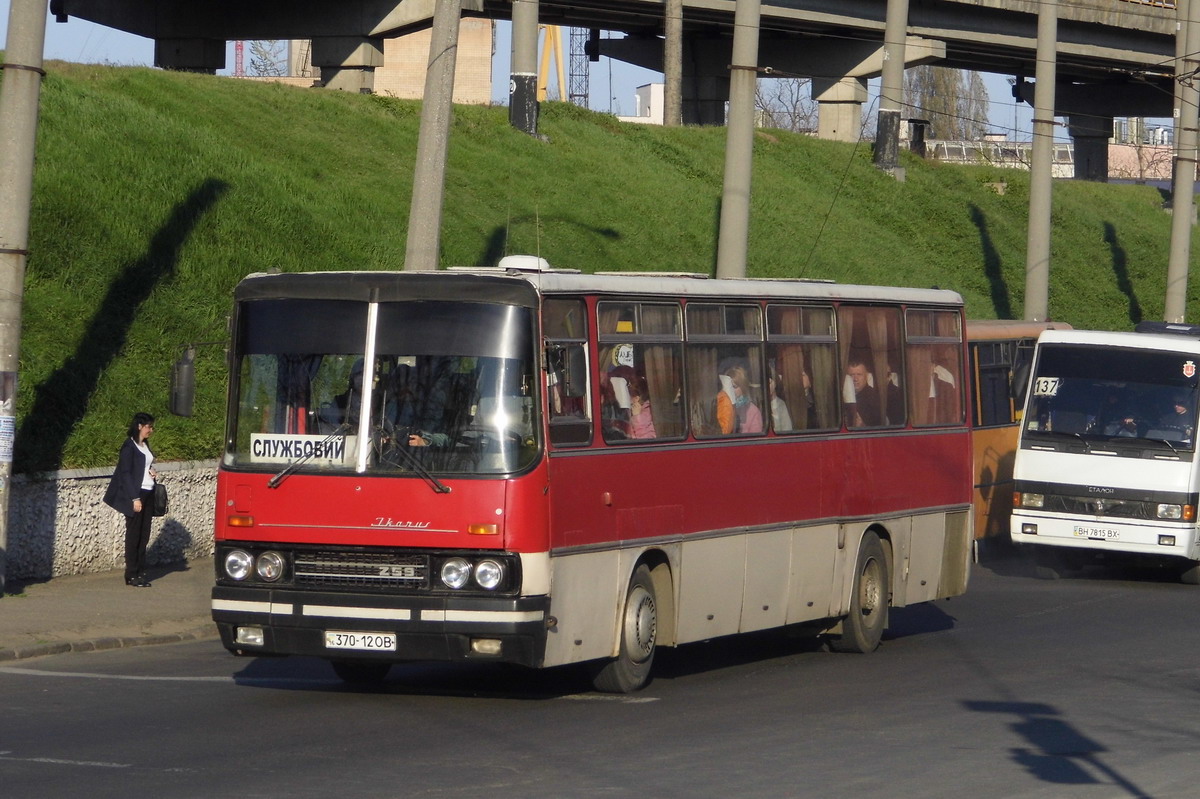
103, 412, 158, 587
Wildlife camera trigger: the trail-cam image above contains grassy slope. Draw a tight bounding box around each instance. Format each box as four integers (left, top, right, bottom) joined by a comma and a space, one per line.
12, 62, 1194, 471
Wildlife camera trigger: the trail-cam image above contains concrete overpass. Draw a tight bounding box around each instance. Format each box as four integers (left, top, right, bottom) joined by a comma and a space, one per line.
46, 0, 1184, 169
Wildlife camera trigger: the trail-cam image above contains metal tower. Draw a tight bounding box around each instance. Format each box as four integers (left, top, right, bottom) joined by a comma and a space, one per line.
568, 28, 590, 108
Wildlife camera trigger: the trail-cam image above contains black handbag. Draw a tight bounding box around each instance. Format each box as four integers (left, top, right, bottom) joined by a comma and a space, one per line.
152, 481, 168, 517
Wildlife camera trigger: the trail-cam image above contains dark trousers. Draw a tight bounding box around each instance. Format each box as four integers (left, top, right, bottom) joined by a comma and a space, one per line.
124, 488, 155, 580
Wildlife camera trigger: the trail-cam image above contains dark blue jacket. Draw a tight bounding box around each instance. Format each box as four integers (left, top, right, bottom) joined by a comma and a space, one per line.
103, 438, 149, 517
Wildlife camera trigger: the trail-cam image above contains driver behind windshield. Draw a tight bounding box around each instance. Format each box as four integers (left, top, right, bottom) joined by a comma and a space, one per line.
1157, 390, 1195, 441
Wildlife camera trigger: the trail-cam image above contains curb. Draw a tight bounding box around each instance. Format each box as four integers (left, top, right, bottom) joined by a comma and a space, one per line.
0, 624, 220, 663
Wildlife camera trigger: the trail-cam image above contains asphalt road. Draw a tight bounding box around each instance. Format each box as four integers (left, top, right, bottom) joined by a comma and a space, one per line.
1, 556, 1197, 799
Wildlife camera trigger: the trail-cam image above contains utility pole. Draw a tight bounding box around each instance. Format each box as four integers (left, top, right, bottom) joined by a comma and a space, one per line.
715, 0, 761, 280
873, 0, 910, 176
510, 0, 539, 136
404, 0, 463, 271
1024, 0, 1058, 322
663, 0, 683, 127
0, 0, 48, 593
1166, 0, 1199, 322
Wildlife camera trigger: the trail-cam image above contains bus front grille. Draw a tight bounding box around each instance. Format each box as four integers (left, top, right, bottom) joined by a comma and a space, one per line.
293, 551, 429, 591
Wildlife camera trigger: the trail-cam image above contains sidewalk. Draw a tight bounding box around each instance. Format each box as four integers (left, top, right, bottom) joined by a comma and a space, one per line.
0, 557, 218, 662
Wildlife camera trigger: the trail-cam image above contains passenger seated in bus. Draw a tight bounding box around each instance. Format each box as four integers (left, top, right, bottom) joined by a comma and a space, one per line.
884, 365, 904, 425
726, 365, 763, 434
768, 374, 793, 432
627, 377, 657, 439
716, 373, 736, 434
600, 345, 638, 440
844, 358, 882, 427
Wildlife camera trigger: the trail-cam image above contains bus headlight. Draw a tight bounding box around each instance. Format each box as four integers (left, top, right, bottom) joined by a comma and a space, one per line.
441, 558, 471, 590
224, 549, 253, 581
1019, 492, 1045, 509
1157, 504, 1183, 520
475, 560, 505, 590
256, 551, 285, 582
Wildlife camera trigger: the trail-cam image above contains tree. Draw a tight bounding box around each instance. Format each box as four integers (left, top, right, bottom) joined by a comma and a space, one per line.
248, 41, 287, 78
904, 66, 990, 140
755, 78, 818, 133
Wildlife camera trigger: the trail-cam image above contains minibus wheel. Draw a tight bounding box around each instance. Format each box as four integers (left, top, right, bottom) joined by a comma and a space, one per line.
829, 531, 889, 654
591, 564, 657, 693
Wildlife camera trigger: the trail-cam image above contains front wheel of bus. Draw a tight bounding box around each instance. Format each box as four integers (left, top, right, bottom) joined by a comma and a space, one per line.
591, 564, 657, 694
829, 532, 889, 654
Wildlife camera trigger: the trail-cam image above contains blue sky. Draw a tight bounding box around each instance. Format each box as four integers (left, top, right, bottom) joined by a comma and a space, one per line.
1, 3, 1062, 138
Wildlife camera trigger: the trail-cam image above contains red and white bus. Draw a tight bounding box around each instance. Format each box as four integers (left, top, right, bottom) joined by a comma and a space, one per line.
208, 257, 974, 691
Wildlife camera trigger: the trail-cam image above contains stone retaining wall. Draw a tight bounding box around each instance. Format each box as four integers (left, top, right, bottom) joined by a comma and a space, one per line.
6, 460, 217, 581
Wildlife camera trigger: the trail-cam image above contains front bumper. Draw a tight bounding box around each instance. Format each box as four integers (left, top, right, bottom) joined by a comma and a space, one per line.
212, 585, 550, 667
1010, 511, 1199, 560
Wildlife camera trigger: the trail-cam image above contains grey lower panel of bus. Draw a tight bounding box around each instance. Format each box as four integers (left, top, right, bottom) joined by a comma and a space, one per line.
212, 586, 550, 667
543, 508, 972, 668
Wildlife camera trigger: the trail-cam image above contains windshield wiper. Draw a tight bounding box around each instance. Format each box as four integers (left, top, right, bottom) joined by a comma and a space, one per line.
267, 423, 350, 489
379, 428, 451, 494
1141, 436, 1180, 455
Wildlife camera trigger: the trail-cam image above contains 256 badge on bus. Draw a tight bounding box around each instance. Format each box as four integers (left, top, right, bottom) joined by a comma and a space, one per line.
1071, 525, 1120, 541
324, 631, 397, 651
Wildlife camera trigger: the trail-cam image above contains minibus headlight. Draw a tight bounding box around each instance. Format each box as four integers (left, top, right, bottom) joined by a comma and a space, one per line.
256, 551, 285, 582
1021, 493, 1045, 509
441, 558, 471, 590
1157, 504, 1183, 520
475, 560, 505, 590
225, 549, 253, 581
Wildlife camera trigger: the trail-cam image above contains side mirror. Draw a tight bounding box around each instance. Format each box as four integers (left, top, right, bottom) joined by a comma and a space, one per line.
170, 347, 196, 417
1011, 360, 1031, 411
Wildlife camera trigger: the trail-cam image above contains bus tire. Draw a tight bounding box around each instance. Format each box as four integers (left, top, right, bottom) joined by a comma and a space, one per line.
1180, 560, 1200, 585
331, 660, 391, 685
591, 564, 657, 693
829, 532, 889, 654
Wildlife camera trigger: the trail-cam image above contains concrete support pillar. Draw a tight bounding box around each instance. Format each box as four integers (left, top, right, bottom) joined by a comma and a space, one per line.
310, 36, 384, 93
715, 0, 760, 280
1067, 114, 1112, 182
1025, 0, 1058, 323
0, 0, 49, 594
154, 38, 225, 74
875, 0, 911, 175
812, 77, 867, 142
1166, 0, 1200, 322
509, 0, 539, 135
682, 72, 730, 125
663, 0, 683, 127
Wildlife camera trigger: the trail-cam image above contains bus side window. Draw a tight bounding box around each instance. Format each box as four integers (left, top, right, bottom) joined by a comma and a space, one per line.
839, 306, 904, 428
766, 305, 838, 432
906, 310, 963, 427
545, 298, 592, 447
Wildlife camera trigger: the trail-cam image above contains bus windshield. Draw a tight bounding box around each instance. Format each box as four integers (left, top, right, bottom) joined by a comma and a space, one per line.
227, 299, 539, 475
1024, 344, 1199, 451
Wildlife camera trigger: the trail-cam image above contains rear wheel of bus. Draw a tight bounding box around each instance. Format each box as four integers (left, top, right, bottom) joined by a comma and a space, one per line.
591, 564, 658, 693
829, 531, 889, 654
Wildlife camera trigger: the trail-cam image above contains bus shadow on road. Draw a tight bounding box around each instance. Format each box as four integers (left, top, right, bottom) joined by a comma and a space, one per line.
226, 606, 958, 699
230, 656, 604, 700
882, 601, 958, 640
